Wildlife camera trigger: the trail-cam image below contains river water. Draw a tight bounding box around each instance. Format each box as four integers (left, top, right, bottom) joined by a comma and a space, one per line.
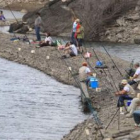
0, 58, 87, 140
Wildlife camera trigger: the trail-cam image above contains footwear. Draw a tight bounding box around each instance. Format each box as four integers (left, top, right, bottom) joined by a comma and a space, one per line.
126, 113, 133, 118
135, 124, 140, 127
120, 112, 125, 115
61, 55, 67, 59
36, 46, 40, 48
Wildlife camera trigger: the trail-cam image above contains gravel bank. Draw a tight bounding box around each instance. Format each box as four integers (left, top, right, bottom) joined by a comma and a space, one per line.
0, 32, 139, 140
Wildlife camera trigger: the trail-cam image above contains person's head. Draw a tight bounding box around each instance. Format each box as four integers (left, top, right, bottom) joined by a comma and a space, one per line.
45, 32, 50, 37
82, 62, 88, 67
36, 12, 40, 17
65, 42, 70, 47
134, 62, 140, 69
121, 79, 128, 85
0, 11, 3, 14
70, 41, 74, 45
75, 19, 80, 24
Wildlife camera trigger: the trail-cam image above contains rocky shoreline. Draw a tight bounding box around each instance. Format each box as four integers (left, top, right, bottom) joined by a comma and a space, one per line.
0, 32, 140, 139
0, 0, 49, 12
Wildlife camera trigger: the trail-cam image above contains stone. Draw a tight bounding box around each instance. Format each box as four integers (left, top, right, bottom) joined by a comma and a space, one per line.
116, 18, 126, 26
21, 9, 28, 13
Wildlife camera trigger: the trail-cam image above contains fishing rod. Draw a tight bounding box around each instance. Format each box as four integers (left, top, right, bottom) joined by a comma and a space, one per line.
55, 42, 104, 135
4, 1, 31, 45
86, 42, 117, 92
102, 45, 124, 77
92, 47, 119, 92
61, 38, 115, 96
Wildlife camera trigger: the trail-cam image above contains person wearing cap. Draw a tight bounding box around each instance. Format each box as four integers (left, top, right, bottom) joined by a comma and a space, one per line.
71, 18, 79, 46
126, 93, 140, 117
79, 62, 92, 103
115, 79, 135, 114
129, 63, 140, 85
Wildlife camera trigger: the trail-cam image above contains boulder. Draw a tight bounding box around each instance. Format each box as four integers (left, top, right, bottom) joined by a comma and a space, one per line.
9, 22, 24, 33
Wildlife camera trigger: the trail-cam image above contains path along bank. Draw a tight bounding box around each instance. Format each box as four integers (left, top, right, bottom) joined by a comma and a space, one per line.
0, 32, 140, 140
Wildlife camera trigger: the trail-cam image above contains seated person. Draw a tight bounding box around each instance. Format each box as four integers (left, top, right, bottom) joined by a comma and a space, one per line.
37, 33, 53, 47
126, 93, 140, 117
0, 11, 6, 22
129, 63, 140, 85
115, 79, 135, 114
133, 110, 140, 127
63, 42, 78, 58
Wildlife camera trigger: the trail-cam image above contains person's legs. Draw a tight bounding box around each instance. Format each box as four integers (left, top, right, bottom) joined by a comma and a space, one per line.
128, 80, 137, 85
39, 42, 49, 47
128, 98, 140, 114
35, 27, 41, 41
77, 38, 83, 52
71, 32, 76, 46
118, 95, 133, 107
70, 51, 76, 57
133, 110, 140, 125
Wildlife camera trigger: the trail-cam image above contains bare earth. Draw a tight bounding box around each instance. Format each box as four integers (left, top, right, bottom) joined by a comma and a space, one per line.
0, 32, 139, 140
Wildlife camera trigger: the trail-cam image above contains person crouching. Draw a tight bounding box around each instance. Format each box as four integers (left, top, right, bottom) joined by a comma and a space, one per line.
62, 42, 78, 58
115, 79, 135, 114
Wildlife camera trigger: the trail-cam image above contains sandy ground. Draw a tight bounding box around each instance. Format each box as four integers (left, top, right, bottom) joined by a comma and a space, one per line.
0, 32, 139, 140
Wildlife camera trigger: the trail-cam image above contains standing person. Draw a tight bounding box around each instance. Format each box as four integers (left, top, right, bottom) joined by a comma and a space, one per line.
71, 18, 79, 46
34, 12, 42, 41
129, 62, 140, 85
0, 11, 6, 22
115, 79, 135, 114
76, 21, 84, 52
79, 62, 92, 103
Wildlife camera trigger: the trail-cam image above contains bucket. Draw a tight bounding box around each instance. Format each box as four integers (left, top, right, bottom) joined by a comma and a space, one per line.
127, 100, 132, 106
90, 77, 99, 89
96, 61, 103, 67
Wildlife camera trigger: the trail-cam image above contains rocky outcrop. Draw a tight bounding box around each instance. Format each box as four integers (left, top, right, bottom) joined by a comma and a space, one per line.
100, 0, 140, 44
9, 0, 137, 40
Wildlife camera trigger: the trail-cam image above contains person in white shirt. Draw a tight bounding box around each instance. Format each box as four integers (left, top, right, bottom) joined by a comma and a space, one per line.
115, 79, 135, 114
37, 33, 53, 47
129, 63, 140, 85
63, 42, 78, 58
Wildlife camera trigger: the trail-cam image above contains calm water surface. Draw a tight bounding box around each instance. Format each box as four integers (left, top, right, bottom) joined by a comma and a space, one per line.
0, 58, 87, 140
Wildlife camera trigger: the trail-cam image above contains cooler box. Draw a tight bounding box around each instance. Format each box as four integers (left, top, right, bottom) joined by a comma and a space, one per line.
127, 100, 132, 106
89, 77, 99, 89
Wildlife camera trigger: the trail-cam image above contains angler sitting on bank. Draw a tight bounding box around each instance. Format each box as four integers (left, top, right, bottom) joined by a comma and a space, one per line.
79, 62, 93, 103
62, 42, 78, 58
129, 62, 140, 85
37, 33, 53, 48
0, 11, 6, 22
115, 79, 135, 114
126, 93, 140, 118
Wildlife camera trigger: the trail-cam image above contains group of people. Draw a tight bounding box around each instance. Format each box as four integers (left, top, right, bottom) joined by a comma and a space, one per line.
112, 63, 140, 127
78, 61, 140, 127
34, 12, 140, 127
34, 13, 84, 58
